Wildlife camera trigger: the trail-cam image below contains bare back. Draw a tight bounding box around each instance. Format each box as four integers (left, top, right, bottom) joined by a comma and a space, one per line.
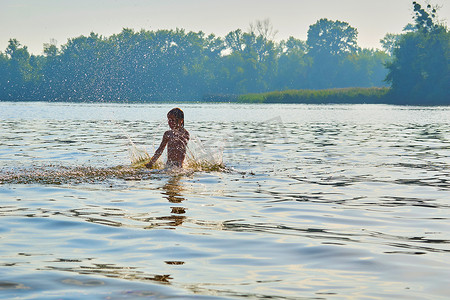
165, 127, 190, 167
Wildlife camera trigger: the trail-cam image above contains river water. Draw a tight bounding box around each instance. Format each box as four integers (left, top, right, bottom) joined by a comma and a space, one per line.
0, 102, 449, 299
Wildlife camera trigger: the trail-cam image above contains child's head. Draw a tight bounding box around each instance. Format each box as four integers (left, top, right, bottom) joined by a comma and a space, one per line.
167, 107, 184, 129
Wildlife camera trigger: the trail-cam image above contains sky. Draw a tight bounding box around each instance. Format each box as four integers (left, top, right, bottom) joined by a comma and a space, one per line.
1, 0, 449, 55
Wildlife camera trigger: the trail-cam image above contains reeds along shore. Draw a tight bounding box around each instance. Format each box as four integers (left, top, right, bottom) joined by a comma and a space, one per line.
204, 87, 391, 104
237, 87, 391, 104
203, 87, 448, 105
238, 87, 450, 105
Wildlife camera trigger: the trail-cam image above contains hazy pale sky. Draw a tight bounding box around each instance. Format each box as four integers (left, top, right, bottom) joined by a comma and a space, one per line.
1, 0, 449, 54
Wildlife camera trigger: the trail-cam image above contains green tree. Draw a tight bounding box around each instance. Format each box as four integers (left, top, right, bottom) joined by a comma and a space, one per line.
340, 49, 390, 87
385, 1, 449, 104
306, 18, 359, 88
223, 22, 279, 94
307, 18, 359, 56
0, 51, 10, 99
412, 1, 439, 32
380, 33, 402, 56
275, 37, 310, 89
1, 39, 41, 100
49, 32, 108, 101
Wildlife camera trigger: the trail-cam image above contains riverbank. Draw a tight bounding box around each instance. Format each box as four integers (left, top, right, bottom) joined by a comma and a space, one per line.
204, 87, 448, 106
237, 87, 390, 104
2, 87, 448, 105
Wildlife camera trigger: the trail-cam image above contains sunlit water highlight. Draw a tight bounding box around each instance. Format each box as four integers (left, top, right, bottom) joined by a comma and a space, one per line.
0, 102, 449, 299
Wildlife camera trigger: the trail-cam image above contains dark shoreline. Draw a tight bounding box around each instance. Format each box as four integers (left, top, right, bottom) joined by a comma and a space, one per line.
233, 87, 448, 106
1, 87, 449, 106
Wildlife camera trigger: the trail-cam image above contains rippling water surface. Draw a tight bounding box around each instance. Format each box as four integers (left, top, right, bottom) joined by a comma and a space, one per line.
1, 102, 449, 299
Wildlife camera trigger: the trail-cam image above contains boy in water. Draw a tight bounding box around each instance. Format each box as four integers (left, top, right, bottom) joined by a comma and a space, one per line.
146, 108, 190, 169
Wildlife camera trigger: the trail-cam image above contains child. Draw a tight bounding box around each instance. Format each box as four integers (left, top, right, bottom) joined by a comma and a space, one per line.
146, 108, 190, 169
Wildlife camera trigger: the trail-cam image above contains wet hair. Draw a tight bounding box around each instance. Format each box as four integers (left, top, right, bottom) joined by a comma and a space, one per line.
167, 107, 184, 126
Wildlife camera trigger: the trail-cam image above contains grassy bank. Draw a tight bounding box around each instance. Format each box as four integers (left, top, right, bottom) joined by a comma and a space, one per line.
236, 87, 391, 104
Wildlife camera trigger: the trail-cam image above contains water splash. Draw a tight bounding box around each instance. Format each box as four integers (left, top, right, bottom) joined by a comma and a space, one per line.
127, 137, 165, 169
0, 165, 151, 185
0, 130, 227, 185
185, 134, 225, 172
128, 142, 151, 165
128, 132, 226, 172
128, 141, 155, 169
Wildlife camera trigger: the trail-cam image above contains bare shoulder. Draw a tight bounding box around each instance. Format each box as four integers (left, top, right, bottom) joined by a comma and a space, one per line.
162, 130, 173, 141
183, 128, 190, 140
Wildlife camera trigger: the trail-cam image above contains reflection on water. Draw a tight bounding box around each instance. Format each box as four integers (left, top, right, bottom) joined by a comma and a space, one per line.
138, 176, 188, 228
44, 262, 173, 284
0, 102, 449, 299
163, 176, 186, 204
163, 176, 187, 227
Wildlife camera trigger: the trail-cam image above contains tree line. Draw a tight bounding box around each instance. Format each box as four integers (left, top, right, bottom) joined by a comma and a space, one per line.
384, 2, 449, 104
0, 1, 448, 104
0, 19, 389, 102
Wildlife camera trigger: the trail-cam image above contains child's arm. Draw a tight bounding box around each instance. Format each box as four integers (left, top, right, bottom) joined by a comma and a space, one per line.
146, 131, 169, 168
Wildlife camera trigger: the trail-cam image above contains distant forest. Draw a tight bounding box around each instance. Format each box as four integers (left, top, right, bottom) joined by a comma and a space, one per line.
0, 1, 448, 105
